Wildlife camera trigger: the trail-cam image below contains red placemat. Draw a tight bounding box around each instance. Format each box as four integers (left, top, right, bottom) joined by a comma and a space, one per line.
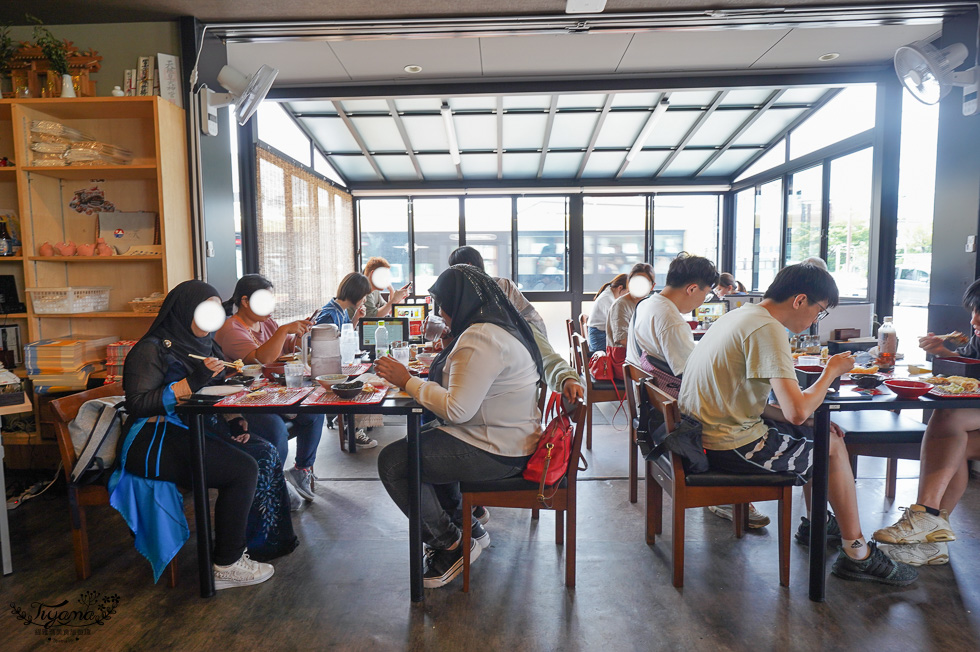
216, 387, 313, 407
927, 387, 980, 399
301, 386, 387, 406
343, 363, 371, 376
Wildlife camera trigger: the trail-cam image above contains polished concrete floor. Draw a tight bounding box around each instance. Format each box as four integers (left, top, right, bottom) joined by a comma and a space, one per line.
3, 404, 980, 651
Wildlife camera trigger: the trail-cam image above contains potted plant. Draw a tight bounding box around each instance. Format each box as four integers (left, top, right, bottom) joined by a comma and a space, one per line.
0, 25, 14, 95
29, 16, 73, 97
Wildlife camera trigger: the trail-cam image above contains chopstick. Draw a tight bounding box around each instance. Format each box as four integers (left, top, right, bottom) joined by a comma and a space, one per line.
188, 353, 240, 369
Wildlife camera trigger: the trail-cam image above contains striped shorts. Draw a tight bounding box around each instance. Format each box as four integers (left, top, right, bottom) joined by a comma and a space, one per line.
705, 419, 813, 486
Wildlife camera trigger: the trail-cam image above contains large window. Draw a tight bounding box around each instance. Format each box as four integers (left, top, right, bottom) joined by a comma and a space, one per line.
756, 180, 783, 290
734, 188, 756, 288
583, 196, 646, 292
413, 198, 459, 294
785, 165, 823, 265
516, 197, 568, 292
789, 85, 877, 160
257, 103, 312, 166
652, 195, 720, 287
464, 197, 512, 278
359, 198, 410, 287
828, 148, 872, 298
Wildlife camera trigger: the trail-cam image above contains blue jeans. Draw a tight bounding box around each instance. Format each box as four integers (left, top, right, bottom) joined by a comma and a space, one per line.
245, 412, 324, 469
587, 326, 606, 354
377, 427, 529, 549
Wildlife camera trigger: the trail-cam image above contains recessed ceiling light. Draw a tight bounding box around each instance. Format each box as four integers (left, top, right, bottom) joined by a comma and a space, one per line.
404, 64, 423, 74
818, 53, 840, 62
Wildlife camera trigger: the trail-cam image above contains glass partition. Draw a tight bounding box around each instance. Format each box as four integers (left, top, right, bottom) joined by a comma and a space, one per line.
516, 197, 569, 292
756, 180, 783, 290
413, 198, 460, 294
583, 196, 646, 292
785, 165, 823, 265
358, 198, 410, 287
652, 195, 720, 287
828, 149, 872, 299
464, 197, 513, 279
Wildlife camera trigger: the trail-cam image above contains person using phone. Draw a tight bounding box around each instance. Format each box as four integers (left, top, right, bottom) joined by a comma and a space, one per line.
358, 257, 412, 319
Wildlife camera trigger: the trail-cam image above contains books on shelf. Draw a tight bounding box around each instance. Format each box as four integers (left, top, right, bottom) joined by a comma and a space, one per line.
25, 336, 118, 375
106, 340, 137, 384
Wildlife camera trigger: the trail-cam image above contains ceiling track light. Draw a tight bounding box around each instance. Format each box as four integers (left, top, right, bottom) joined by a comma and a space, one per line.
625, 97, 670, 162
440, 103, 462, 165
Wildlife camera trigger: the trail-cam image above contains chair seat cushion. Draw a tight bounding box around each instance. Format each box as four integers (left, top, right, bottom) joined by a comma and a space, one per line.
650, 455, 797, 487
831, 411, 926, 444
590, 376, 625, 391
461, 476, 567, 493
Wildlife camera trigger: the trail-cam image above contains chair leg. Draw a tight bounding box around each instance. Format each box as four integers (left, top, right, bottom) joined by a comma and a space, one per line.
566, 494, 576, 588
849, 454, 858, 479
531, 508, 540, 520
69, 490, 91, 581
733, 504, 746, 539
645, 462, 663, 544
166, 559, 178, 588
337, 415, 346, 450
586, 401, 593, 450
462, 493, 473, 592
629, 429, 638, 504
555, 509, 564, 545
778, 489, 792, 587
672, 501, 685, 588
885, 458, 898, 499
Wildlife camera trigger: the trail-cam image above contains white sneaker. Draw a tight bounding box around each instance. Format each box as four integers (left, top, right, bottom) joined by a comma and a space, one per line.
355, 429, 378, 449
285, 481, 304, 512
880, 542, 949, 567
707, 503, 771, 529
873, 504, 956, 544
213, 553, 274, 590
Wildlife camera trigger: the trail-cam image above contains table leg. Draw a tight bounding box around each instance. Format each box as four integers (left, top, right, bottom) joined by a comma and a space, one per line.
408, 408, 423, 602
346, 416, 357, 453
190, 413, 215, 598
809, 406, 831, 602
0, 436, 11, 575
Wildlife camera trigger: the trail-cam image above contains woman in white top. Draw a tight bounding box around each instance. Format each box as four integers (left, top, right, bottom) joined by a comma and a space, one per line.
375, 264, 544, 589
587, 273, 627, 352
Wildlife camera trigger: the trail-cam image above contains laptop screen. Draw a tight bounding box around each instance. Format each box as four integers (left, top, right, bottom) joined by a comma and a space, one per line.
390, 304, 429, 342
358, 318, 409, 354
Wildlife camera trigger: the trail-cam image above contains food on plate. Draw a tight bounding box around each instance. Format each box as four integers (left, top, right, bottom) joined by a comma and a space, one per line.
938, 331, 970, 345
849, 364, 879, 374
925, 375, 980, 394
231, 358, 245, 373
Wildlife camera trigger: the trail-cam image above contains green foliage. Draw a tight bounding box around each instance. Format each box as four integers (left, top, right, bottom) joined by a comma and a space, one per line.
0, 25, 14, 75
28, 14, 69, 76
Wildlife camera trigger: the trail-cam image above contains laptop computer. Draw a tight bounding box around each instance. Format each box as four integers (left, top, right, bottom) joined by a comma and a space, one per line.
390, 303, 429, 343
358, 318, 409, 357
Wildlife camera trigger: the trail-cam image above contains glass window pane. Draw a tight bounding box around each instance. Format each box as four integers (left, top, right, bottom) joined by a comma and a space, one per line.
734, 108, 805, 147
652, 195, 720, 287
313, 149, 346, 187
734, 188, 756, 290
583, 196, 646, 292
257, 103, 312, 166
300, 116, 361, 153
548, 113, 599, 149
556, 94, 607, 109
401, 115, 450, 151
374, 155, 419, 181
413, 198, 460, 295
785, 165, 823, 265
359, 198, 409, 287
594, 111, 648, 148
517, 197, 568, 292
465, 198, 513, 279
790, 85, 876, 159
757, 180, 783, 290
829, 149, 873, 299
349, 116, 403, 152
687, 110, 754, 147
735, 139, 785, 181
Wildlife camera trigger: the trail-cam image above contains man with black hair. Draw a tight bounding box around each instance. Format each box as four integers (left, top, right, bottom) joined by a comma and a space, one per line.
873, 278, 980, 567
679, 263, 918, 586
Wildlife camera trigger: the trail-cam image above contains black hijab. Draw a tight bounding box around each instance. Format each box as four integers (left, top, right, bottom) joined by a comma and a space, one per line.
143, 279, 225, 369
427, 265, 544, 385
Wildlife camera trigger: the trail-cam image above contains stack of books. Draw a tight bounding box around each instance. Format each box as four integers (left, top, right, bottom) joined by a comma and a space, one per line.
25, 335, 118, 394
106, 340, 138, 385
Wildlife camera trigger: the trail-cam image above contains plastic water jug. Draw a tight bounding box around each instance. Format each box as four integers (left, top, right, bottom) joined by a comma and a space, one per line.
340, 325, 358, 365
301, 323, 342, 378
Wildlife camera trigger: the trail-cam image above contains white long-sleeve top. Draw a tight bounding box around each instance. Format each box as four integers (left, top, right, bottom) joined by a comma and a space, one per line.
404, 322, 542, 457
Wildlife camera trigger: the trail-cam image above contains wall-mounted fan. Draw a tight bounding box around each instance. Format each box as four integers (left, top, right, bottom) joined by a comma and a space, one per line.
895, 39, 978, 116
198, 64, 279, 136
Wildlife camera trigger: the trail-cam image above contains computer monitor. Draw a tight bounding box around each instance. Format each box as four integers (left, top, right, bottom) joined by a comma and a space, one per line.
390, 304, 429, 343
358, 318, 409, 357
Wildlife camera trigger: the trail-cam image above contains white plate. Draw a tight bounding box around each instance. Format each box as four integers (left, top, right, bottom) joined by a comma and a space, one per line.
199, 385, 245, 396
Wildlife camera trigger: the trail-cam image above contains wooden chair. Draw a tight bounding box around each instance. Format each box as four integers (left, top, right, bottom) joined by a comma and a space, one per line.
830, 411, 927, 499
578, 312, 588, 337
623, 362, 652, 504
572, 332, 625, 450
642, 380, 795, 588
565, 318, 577, 367
51, 383, 178, 586
460, 398, 587, 591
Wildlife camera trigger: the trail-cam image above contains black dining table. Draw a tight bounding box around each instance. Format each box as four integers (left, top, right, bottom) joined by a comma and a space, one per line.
810, 386, 980, 601
177, 388, 426, 601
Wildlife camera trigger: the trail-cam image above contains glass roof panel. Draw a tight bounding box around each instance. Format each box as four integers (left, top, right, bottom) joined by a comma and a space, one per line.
688, 109, 755, 147
374, 155, 420, 181
594, 111, 648, 148
415, 154, 459, 180
720, 89, 774, 106
339, 99, 391, 113
777, 87, 831, 105
660, 150, 714, 177
459, 153, 498, 179
610, 92, 662, 108
733, 108, 805, 147
299, 116, 361, 153
700, 148, 757, 177
401, 115, 449, 151
556, 93, 607, 109
790, 85, 876, 159
547, 112, 599, 149
502, 95, 552, 110
449, 96, 498, 111
666, 90, 719, 107
349, 116, 405, 152
646, 110, 702, 147
330, 156, 381, 182
313, 150, 345, 186
286, 101, 337, 115
620, 150, 670, 178
502, 153, 543, 179
735, 139, 786, 181
393, 98, 443, 112
580, 151, 627, 179
541, 151, 584, 178
503, 113, 549, 150
454, 114, 497, 150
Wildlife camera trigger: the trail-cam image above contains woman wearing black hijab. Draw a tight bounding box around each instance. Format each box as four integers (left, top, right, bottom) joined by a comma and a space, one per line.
376, 265, 544, 589
109, 280, 291, 590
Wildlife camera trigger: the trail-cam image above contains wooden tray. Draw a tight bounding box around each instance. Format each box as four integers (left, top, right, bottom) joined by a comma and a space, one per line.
301, 386, 387, 406
216, 387, 313, 407
927, 387, 980, 399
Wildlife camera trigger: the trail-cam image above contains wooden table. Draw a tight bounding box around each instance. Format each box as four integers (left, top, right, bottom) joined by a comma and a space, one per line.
177, 390, 426, 601
0, 396, 32, 577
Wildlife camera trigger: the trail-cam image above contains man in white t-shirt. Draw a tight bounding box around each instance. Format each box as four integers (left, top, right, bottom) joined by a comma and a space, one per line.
679, 263, 917, 586
627, 252, 717, 377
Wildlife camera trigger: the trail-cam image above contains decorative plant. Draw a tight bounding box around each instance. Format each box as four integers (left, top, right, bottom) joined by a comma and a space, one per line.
28, 15, 69, 76
0, 25, 14, 75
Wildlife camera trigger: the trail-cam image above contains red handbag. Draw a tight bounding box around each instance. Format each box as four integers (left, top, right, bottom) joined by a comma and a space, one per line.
524, 393, 577, 500
589, 349, 626, 420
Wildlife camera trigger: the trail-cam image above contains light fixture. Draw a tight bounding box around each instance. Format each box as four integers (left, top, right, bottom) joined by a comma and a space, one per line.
565, 0, 607, 14
197, 64, 279, 136
440, 103, 461, 165
625, 97, 670, 162
403, 64, 423, 74
818, 52, 840, 62
895, 39, 978, 116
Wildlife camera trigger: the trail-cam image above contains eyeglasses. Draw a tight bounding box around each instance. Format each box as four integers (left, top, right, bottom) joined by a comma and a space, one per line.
813, 300, 830, 321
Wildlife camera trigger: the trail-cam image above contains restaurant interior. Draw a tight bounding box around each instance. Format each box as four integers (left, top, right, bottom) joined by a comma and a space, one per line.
2, 1, 980, 650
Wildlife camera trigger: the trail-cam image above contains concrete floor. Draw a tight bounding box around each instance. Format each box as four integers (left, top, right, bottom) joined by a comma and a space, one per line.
2, 404, 980, 651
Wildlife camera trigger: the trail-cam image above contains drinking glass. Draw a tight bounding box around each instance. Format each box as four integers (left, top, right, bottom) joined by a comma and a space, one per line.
284, 363, 305, 388
392, 341, 410, 366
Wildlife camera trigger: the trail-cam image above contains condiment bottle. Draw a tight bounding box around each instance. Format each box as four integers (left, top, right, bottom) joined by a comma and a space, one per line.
878, 316, 898, 371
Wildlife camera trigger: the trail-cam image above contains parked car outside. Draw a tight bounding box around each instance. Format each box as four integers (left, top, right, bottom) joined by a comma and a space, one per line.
894, 267, 930, 306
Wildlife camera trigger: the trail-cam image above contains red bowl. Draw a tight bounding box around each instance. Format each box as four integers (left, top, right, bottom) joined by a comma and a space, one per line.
883, 379, 932, 399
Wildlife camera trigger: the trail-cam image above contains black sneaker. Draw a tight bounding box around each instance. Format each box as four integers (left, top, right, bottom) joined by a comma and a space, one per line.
423, 539, 481, 589
795, 513, 843, 546
471, 521, 490, 549
472, 505, 490, 525
831, 542, 918, 586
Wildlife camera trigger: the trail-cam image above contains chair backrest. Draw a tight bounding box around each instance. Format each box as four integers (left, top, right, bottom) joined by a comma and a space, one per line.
51, 383, 126, 483
624, 362, 652, 435
570, 332, 588, 377
578, 313, 588, 335
643, 379, 681, 434
564, 398, 588, 484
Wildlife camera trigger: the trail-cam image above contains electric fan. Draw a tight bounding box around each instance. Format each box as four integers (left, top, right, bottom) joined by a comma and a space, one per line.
198, 64, 279, 136
895, 39, 978, 116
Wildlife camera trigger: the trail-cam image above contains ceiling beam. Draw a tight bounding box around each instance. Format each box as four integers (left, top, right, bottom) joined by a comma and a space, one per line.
386, 99, 424, 181
653, 90, 727, 178
346, 176, 733, 193
537, 95, 559, 179
693, 89, 785, 177
332, 101, 386, 181
575, 94, 614, 179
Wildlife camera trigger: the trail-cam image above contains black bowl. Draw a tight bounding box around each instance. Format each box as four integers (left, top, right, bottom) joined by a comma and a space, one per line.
849, 373, 884, 390
332, 381, 364, 399
223, 374, 255, 387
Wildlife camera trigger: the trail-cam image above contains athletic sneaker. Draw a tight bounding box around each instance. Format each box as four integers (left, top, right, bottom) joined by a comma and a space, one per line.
471, 521, 490, 549
355, 429, 378, 449
831, 542, 918, 586
285, 481, 304, 512
880, 542, 949, 567
286, 467, 316, 502
473, 505, 490, 525
213, 553, 275, 590
423, 538, 481, 589
707, 503, 771, 529
873, 504, 956, 544
795, 513, 843, 546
